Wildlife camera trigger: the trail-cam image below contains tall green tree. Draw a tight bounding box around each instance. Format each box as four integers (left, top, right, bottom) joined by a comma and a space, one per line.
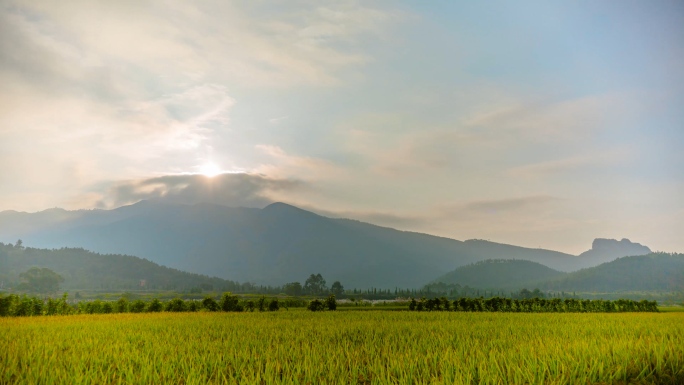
304, 273, 327, 295
283, 282, 303, 296
331, 281, 344, 296
18, 267, 64, 294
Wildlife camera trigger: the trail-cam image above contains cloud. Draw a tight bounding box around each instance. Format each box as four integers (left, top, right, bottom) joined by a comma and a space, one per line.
254, 144, 344, 180
0, 0, 403, 211
463, 93, 637, 142
0, 1, 397, 90
269, 116, 289, 125
306, 206, 426, 228
462, 195, 561, 213
94, 173, 304, 209
508, 149, 630, 179
425, 195, 567, 235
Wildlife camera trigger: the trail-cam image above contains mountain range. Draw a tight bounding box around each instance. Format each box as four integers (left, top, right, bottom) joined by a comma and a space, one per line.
0, 201, 654, 288
431, 253, 684, 293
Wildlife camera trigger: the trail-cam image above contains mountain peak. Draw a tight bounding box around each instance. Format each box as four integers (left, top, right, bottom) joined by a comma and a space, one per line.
262, 202, 312, 215
591, 238, 650, 253
579, 238, 652, 266
263, 201, 296, 210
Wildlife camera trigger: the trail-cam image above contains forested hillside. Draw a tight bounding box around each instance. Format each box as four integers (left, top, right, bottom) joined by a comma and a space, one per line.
0, 243, 246, 292
540, 252, 684, 292
431, 259, 565, 290
426, 253, 684, 294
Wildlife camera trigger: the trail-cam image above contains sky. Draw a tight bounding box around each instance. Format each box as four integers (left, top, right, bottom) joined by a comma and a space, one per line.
0, 0, 683, 254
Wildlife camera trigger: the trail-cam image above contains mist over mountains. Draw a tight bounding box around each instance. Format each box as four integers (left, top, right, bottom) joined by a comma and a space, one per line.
0, 201, 655, 288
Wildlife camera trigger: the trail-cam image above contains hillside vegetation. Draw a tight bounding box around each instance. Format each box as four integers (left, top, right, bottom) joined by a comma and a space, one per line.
540, 252, 684, 292
0, 243, 243, 292
428, 253, 684, 294
431, 259, 565, 290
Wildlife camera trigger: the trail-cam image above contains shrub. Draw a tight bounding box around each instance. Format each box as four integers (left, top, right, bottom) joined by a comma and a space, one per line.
45, 297, 60, 316
147, 298, 163, 313
0, 294, 12, 317
187, 300, 199, 312
102, 302, 113, 314
86, 300, 103, 314
307, 299, 324, 312
220, 293, 242, 312
130, 300, 146, 313
257, 296, 266, 312
202, 297, 219, 312
115, 298, 129, 313
325, 295, 337, 311
165, 298, 187, 312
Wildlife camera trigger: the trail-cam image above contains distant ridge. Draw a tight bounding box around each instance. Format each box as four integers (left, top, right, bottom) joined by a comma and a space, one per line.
426, 253, 683, 293
0, 201, 656, 288
540, 252, 683, 292
431, 259, 565, 290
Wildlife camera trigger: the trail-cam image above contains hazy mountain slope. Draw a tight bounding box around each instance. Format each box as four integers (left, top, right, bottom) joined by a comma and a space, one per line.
3, 201, 465, 287
460, 240, 582, 271
0, 201, 651, 288
430, 259, 567, 290
0, 244, 241, 292
540, 252, 684, 292
428, 253, 684, 293
577, 238, 651, 266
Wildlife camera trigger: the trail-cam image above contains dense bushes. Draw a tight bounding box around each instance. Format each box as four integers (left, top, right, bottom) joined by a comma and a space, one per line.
307, 299, 324, 312
0, 292, 283, 317
307, 295, 337, 311
408, 296, 659, 313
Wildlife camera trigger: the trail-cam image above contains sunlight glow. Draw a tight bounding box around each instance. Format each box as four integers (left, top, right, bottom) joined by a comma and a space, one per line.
199, 162, 221, 177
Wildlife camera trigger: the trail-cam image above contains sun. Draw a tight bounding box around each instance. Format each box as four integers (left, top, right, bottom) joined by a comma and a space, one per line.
199, 162, 221, 177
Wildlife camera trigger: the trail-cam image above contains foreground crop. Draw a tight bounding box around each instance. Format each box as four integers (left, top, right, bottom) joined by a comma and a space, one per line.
2, 312, 683, 384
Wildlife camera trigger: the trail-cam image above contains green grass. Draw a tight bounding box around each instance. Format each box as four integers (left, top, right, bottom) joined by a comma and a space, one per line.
338, 306, 408, 311
658, 306, 684, 312
2, 312, 683, 384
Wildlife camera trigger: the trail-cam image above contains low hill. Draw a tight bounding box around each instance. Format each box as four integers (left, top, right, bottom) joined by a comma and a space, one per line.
431, 259, 566, 290
427, 253, 684, 294
0, 243, 243, 292
540, 252, 684, 292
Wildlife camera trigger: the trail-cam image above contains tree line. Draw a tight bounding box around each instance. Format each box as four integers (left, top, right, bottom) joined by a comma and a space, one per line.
0, 292, 315, 317
407, 296, 659, 313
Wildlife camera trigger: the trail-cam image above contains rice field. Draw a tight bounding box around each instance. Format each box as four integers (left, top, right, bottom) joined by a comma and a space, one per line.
2, 311, 683, 384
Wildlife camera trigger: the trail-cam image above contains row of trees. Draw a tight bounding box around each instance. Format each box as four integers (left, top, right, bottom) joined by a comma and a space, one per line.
408, 297, 659, 313
0, 293, 306, 317
282, 274, 345, 297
